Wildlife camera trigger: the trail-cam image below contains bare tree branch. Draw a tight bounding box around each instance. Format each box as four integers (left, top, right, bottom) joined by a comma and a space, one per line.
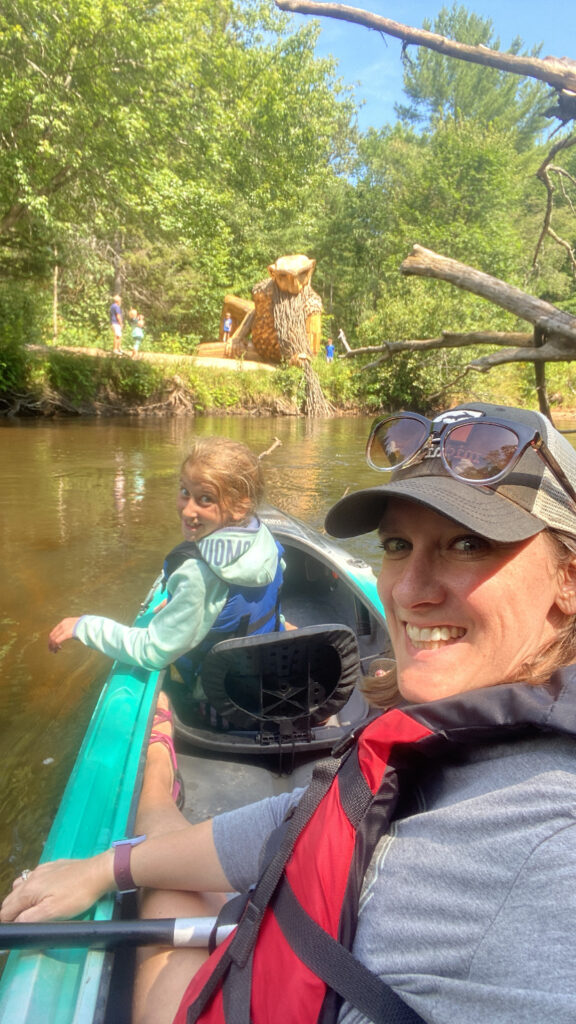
341, 331, 533, 360
533, 135, 576, 270
469, 344, 574, 369
275, 1, 576, 92
342, 247, 576, 376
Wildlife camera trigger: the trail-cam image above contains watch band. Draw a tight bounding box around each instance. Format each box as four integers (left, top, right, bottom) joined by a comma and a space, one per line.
112, 835, 147, 893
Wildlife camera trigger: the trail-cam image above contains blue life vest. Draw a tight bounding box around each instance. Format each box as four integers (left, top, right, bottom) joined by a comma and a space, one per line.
162, 538, 284, 688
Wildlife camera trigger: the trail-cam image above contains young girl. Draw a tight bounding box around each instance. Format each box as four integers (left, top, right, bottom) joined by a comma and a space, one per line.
130, 314, 145, 358
48, 437, 284, 702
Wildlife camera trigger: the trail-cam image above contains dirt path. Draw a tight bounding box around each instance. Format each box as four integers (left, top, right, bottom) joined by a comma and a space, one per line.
26, 344, 277, 372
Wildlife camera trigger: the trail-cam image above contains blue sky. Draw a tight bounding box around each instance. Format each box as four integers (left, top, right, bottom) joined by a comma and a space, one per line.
284, 1, 576, 130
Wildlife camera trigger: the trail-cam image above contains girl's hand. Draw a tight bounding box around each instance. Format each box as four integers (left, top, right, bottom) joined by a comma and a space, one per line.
0, 852, 114, 923
48, 617, 81, 652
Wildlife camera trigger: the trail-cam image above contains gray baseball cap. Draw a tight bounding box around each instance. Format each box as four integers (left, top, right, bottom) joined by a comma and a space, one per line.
325, 402, 576, 543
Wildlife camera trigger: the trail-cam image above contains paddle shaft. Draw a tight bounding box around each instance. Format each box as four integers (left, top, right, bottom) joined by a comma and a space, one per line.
0, 917, 235, 951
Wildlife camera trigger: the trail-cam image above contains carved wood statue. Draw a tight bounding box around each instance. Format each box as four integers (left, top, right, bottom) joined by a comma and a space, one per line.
222, 253, 329, 415
251, 254, 323, 364
223, 254, 323, 365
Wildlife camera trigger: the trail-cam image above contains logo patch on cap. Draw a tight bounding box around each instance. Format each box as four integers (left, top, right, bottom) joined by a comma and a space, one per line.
432, 409, 483, 427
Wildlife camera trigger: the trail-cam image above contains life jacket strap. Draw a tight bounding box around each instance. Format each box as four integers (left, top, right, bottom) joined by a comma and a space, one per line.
186, 756, 341, 1024
233, 756, 342, 950
272, 881, 424, 1024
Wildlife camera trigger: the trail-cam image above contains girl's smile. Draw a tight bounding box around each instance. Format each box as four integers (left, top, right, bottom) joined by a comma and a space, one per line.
377, 499, 574, 703
177, 468, 227, 543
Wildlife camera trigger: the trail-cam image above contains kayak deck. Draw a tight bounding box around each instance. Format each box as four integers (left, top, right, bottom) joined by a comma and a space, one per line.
170, 507, 390, 755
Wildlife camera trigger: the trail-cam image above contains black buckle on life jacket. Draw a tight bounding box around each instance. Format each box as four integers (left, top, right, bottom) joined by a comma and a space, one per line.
331, 729, 359, 758
229, 899, 263, 968
331, 710, 382, 758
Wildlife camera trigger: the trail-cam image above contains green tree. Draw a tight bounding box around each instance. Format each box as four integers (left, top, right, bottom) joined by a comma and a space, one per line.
314, 114, 533, 349
0, 0, 356, 340
396, 4, 549, 145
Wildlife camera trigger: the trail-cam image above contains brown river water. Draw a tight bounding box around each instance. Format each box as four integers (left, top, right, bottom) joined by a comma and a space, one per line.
0, 414, 384, 906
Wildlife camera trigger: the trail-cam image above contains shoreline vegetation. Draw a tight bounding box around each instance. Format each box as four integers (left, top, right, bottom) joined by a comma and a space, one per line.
0, 343, 361, 419
3, 343, 576, 422
3, 2, 576, 427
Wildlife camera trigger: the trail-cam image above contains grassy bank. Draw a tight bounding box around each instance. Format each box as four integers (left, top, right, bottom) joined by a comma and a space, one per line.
2, 342, 576, 419
0, 344, 367, 418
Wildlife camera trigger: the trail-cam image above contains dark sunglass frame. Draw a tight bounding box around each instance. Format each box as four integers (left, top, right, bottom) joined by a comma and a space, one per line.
366, 412, 576, 507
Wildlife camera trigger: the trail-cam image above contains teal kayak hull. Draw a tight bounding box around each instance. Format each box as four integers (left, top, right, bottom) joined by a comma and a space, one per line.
0, 610, 162, 1023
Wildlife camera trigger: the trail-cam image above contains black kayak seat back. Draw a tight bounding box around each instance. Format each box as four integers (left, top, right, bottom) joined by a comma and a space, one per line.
199, 624, 361, 728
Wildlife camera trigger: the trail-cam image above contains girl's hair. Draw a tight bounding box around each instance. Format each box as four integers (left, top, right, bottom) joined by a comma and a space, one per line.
362, 527, 576, 711
182, 437, 265, 524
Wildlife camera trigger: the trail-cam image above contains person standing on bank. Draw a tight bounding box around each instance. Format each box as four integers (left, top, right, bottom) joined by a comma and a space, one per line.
5, 402, 576, 1024
221, 313, 233, 355
109, 294, 123, 354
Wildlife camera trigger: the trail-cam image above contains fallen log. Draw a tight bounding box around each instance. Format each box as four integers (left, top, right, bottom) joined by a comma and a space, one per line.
401, 245, 576, 345
341, 331, 533, 360
469, 344, 575, 370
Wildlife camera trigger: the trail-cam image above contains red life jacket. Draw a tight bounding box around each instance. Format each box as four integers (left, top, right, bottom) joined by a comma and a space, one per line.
174, 676, 572, 1024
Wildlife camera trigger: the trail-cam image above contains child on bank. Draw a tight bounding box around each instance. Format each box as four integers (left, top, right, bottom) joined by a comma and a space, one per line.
48, 437, 284, 702
130, 314, 145, 358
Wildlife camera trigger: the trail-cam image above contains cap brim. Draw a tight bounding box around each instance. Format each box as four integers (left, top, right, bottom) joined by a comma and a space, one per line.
325, 476, 547, 542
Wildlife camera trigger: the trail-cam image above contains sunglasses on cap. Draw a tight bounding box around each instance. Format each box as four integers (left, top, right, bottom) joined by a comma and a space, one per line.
366, 412, 576, 506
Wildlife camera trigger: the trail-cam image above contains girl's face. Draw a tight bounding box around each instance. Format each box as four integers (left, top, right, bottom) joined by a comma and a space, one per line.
377, 499, 576, 703
177, 465, 241, 542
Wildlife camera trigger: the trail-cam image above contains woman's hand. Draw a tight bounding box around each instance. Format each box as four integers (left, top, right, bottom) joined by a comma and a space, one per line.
48, 617, 82, 652
0, 852, 114, 923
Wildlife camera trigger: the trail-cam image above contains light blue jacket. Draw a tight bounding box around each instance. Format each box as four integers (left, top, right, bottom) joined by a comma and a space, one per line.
74, 519, 280, 670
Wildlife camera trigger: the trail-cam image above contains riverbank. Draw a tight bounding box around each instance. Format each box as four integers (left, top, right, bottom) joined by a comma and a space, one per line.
3, 341, 576, 421
0, 342, 361, 418
26, 343, 278, 372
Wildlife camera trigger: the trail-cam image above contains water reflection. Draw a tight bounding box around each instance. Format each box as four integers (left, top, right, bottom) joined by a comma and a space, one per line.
0, 415, 381, 899
113, 451, 147, 521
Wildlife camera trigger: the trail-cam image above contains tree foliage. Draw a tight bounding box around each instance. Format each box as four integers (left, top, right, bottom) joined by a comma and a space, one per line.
0, 0, 355, 339
2, 0, 576, 419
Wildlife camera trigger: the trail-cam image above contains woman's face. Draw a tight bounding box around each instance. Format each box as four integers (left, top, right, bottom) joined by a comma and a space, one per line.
377, 499, 576, 703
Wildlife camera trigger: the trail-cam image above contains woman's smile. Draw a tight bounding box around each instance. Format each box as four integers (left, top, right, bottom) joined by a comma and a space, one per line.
404, 623, 466, 649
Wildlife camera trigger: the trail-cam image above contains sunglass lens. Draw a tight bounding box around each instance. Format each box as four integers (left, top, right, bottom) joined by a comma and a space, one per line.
368, 417, 430, 470
444, 423, 520, 481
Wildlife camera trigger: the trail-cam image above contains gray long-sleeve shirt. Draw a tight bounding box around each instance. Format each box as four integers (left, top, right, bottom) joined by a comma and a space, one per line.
214, 732, 576, 1023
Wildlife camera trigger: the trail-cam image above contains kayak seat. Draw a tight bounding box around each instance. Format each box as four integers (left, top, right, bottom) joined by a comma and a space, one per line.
199, 624, 361, 730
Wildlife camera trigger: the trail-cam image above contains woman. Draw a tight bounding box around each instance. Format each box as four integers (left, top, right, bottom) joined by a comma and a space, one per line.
4, 400, 576, 1024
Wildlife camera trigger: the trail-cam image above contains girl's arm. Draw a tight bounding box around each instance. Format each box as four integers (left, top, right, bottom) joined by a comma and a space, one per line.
47, 563, 228, 669
48, 617, 82, 652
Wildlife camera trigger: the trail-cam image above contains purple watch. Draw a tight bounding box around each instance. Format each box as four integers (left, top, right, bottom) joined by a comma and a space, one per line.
112, 834, 147, 892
